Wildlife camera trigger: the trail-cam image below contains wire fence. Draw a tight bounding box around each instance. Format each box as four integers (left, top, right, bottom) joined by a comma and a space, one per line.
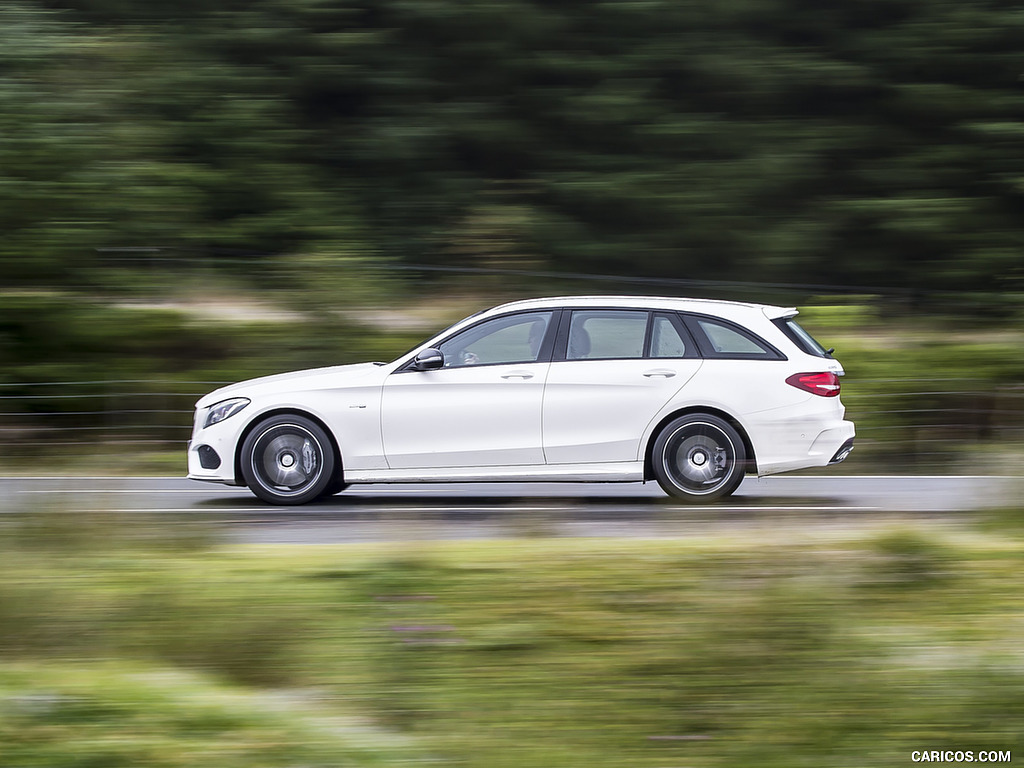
0, 380, 219, 448
840, 379, 1024, 466
1, 378, 1022, 467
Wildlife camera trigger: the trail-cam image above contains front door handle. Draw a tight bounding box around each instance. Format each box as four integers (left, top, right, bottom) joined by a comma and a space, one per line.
502, 372, 534, 380
643, 369, 677, 378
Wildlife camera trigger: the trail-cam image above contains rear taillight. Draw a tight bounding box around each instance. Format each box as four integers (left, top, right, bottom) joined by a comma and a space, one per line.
786, 372, 841, 397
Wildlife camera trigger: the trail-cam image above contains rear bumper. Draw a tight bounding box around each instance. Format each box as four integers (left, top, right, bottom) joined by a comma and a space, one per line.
755, 418, 856, 476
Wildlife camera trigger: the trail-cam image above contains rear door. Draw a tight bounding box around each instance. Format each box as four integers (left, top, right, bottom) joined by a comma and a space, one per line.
542, 310, 703, 464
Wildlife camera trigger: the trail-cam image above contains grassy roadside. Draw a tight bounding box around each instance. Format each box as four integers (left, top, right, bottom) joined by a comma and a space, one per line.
0, 664, 423, 768
1, 510, 1022, 767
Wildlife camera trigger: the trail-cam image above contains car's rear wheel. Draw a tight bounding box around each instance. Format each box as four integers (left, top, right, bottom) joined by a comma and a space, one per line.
241, 415, 335, 505
651, 414, 746, 502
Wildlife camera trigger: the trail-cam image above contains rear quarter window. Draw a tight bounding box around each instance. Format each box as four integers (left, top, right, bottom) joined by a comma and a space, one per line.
683, 315, 786, 360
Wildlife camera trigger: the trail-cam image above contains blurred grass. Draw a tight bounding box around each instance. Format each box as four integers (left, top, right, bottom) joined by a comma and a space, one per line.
0, 448, 188, 477
1, 509, 1023, 766
0, 663, 422, 768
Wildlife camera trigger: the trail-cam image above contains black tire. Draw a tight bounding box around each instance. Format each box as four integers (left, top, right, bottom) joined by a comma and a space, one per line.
651, 414, 746, 502
324, 476, 350, 496
240, 415, 336, 505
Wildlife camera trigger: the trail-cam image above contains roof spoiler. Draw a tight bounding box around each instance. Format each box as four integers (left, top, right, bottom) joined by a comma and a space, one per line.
762, 306, 799, 320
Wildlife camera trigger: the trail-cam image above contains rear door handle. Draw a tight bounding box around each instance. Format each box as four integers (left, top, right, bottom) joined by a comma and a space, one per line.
643, 369, 677, 378
501, 372, 534, 380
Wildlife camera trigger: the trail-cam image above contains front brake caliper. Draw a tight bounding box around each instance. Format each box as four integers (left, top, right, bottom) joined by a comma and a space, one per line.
302, 439, 317, 476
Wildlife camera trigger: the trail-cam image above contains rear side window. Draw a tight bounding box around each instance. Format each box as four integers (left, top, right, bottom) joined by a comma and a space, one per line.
774, 317, 832, 358
650, 313, 698, 359
684, 315, 785, 360
567, 310, 648, 360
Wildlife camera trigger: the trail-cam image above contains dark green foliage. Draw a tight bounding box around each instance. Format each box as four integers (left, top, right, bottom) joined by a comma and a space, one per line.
2, 0, 1023, 301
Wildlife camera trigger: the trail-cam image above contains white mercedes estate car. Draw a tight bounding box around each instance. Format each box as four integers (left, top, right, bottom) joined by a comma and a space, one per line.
188, 296, 855, 504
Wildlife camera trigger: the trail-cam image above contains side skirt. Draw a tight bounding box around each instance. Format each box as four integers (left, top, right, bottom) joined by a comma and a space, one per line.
344, 462, 645, 484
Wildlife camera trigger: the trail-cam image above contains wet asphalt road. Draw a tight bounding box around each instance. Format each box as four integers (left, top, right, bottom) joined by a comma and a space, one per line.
2, 475, 1018, 543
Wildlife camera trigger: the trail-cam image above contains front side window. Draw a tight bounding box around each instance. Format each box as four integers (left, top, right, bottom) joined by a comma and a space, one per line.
438, 311, 553, 368
567, 310, 648, 360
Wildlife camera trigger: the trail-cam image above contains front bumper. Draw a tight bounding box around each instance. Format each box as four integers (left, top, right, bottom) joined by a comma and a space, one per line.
187, 442, 239, 484
186, 406, 245, 485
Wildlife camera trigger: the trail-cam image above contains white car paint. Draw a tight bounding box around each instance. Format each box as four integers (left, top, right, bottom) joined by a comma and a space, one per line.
543, 357, 703, 464
381, 360, 551, 468
188, 296, 855, 502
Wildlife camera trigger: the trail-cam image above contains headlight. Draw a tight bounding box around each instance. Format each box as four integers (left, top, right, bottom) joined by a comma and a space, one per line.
204, 397, 250, 428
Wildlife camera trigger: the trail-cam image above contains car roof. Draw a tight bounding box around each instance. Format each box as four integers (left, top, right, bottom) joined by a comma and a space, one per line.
482, 296, 797, 322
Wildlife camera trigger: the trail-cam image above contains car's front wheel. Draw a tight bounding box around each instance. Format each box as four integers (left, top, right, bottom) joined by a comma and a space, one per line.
241, 415, 336, 505
651, 414, 746, 502
324, 477, 350, 496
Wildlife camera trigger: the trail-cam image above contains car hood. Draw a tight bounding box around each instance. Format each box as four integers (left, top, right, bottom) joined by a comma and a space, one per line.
196, 362, 385, 408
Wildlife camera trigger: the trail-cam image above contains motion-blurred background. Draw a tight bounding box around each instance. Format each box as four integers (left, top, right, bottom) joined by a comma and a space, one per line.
2, 4, 1024, 767
2, 0, 1024, 473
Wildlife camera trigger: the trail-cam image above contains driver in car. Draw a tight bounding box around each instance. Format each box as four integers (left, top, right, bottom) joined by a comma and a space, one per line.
457, 316, 547, 366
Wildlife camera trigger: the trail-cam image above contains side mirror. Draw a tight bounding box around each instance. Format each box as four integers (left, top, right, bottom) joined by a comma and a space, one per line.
412, 348, 444, 371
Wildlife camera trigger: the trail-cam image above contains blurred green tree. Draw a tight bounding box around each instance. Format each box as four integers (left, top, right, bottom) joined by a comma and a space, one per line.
1, 0, 1021, 302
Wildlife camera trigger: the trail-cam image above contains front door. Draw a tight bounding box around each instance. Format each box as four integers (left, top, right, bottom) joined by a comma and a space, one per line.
382, 311, 555, 468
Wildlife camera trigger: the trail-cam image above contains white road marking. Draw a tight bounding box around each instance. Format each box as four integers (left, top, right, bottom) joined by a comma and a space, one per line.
2, 475, 1015, 482
8, 505, 883, 514
18, 488, 246, 494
